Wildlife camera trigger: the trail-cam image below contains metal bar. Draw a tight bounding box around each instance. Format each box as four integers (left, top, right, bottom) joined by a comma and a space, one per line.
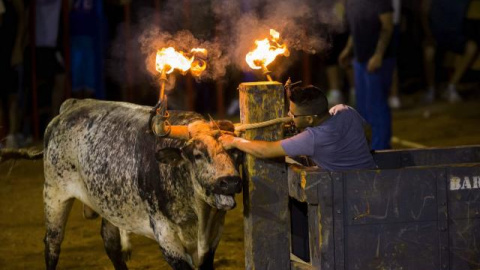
183, 0, 194, 111
153, 0, 161, 26
62, 0, 71, 99
30, 0, 39, 139
124, 3, 133, 102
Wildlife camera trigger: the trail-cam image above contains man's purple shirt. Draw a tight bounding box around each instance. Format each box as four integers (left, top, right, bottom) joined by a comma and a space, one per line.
281, 107, 376, 171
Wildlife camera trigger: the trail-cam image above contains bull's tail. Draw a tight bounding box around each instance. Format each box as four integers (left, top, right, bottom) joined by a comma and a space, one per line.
0, 148, 43, 162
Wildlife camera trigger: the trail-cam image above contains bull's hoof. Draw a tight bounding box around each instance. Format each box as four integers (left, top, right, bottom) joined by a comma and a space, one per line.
122, 249, 132, 261
83, 204, 99, 219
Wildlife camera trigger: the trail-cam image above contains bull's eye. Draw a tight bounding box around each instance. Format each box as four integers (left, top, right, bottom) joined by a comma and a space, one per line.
194, 154, 203, 160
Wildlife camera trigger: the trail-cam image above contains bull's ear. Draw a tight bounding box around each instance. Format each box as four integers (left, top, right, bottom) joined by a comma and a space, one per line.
215, 120, 235, 132
155, 147, 184, 165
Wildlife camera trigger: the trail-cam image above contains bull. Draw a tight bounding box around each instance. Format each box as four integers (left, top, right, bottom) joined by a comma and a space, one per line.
43, 99, 242, 270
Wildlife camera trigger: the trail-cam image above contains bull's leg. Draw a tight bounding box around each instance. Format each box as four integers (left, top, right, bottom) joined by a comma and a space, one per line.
100, 218, 129, 270
198, 209, 226, 270
43, 193, 74, 270
150, 218, 193, 270
198, 249, 215, 270
160, 247, 194, 270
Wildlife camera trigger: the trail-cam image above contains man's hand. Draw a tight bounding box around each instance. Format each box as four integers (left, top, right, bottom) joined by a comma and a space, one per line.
329, 104, 350, 115
367, 53, 383, 73
338, 36, 353, 68
219, 134, 236, 150
338, 48, 352, 68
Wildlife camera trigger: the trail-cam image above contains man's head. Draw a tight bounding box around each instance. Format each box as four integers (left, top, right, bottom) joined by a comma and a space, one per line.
288, 85, 329, 129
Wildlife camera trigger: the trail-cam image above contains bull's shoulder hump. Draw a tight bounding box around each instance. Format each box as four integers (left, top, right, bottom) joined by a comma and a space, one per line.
59, 99, 151, 115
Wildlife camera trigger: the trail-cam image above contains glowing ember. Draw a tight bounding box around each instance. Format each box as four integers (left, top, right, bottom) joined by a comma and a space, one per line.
246, 29, 289, 70
155, 47, 207, 77
190, 48, 207, 77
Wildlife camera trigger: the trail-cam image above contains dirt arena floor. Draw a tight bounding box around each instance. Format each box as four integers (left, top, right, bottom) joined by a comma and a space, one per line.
1, 97, 480, 269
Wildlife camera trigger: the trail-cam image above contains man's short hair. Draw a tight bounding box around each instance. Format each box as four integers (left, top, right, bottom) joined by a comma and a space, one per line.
288, 85, 329, 116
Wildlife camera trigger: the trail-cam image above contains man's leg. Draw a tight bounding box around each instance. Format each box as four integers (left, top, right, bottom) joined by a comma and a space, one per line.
363, 59, 394, 150
423, 43, 436, 103
446, 40, 478, 102
353, 60, 368, 122
326, 65, 343, 106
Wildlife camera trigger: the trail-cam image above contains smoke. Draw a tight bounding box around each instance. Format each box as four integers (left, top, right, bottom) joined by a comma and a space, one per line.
108, 0, 347, 88
139, 28, 230, 83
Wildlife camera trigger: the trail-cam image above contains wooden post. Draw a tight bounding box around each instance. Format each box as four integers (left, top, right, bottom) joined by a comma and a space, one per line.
239, 81, 290, 270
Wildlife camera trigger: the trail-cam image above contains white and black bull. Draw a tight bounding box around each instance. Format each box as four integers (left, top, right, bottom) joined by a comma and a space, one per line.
43, 99, 242, 270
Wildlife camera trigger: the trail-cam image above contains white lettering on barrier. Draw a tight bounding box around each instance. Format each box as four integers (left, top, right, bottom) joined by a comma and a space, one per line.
450, 176, 480, 191
450, 176, 461, 190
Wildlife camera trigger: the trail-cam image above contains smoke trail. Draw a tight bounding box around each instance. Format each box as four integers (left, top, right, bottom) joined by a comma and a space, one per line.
108, 0, 347, 88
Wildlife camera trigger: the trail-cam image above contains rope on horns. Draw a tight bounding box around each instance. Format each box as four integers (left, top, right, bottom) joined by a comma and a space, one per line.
234, 116, 292, 132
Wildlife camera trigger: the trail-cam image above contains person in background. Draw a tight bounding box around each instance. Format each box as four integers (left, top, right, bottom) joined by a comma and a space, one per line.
389, 0, 402, 109
219, 86, 376, 172
70, 0, 107, 99
324, 0, 350, 106
422, 0, 476, 103
0, 0, 26, 148
339, 0, 395, 150
35, 0, 65, 117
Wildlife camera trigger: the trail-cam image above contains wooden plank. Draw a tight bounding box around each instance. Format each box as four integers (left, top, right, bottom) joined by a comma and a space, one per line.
239, 82, 290, 270
288, 164, 320, 204
317, 172, 335, 270
308, 204, 321, 268
374, 145, 480, 169
332, 172, 345, 270
291, 260, 315, 270
344, 169, 437, 225
436, 168, 449, 270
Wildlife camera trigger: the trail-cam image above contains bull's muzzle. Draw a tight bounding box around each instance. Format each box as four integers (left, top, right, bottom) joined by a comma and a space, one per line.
213, 176, 242, 195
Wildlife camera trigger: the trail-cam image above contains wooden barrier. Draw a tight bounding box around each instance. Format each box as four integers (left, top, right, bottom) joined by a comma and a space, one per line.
238, 83, 480, 270
286, 146, 480, 270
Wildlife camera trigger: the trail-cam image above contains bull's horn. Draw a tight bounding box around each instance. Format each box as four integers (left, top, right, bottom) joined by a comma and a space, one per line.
168, 125, 189, 139
152, 115, 189, 139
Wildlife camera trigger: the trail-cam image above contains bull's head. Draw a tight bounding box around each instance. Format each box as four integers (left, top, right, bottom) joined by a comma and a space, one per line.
155, 120, 242, 210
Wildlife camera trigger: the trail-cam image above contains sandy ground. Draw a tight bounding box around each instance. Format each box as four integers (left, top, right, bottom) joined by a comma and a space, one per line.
1, 98, 479, 269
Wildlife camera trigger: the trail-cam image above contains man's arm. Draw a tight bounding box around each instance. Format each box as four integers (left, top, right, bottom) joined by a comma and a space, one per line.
367, 12, 394, 72
219, 135, 286, 159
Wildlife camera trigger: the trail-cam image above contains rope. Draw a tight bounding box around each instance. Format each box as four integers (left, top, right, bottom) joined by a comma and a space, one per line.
0, 148, 44, 162
234, 116, 292, 132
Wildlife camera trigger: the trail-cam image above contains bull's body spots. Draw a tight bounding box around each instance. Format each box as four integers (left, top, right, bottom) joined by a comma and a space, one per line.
43, 99, 240, 270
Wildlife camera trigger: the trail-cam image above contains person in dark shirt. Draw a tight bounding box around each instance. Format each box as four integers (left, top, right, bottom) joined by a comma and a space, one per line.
219, 85, 376, 172
339, 0, 395, 150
